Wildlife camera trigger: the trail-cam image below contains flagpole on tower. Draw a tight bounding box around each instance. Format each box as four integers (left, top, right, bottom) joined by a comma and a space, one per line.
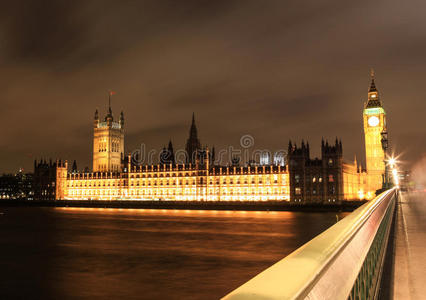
109, 91, 111, 110
108, 90, 115, 115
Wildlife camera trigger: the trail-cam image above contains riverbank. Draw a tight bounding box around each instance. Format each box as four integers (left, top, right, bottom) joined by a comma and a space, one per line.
0, 199, 366, 212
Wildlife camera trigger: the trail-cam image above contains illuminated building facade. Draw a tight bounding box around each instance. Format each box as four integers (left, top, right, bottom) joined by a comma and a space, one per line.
62, 157, 290, 201
36, 71, 388, 203
363, 70, 387, 192
53, 110, 290, 201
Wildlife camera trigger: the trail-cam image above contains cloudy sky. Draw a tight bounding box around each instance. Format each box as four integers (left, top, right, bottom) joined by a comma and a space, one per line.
0, 0, 425, 173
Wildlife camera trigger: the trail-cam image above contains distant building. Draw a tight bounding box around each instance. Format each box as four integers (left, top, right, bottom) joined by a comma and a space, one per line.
260, 152, 271, 166
399, 170, 412, 191
273, 152, 285, 167
0, 170, 33, 200
33, 160, 67, 201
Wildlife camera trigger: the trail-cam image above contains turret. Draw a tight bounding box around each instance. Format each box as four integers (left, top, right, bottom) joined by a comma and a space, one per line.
306, 141, 310, 158
211, 146, 215, 166
72, 160, 78, 173
120, 111, 124, 127
94, 109, 99, 128
205, 147, 210, 170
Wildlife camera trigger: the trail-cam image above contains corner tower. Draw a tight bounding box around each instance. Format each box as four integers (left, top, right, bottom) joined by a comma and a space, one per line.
363, 70, 386, 191
93, 92, 124, 172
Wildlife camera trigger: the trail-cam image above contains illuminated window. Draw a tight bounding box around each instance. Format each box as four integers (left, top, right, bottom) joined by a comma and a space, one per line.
295, 187, 301, 195
328, 174, 334, 182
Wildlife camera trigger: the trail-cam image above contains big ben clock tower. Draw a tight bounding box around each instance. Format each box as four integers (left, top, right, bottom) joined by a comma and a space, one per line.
363, 70, 386, 192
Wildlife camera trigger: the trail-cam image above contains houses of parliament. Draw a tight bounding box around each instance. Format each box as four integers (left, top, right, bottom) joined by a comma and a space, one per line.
34, 73, 388, 203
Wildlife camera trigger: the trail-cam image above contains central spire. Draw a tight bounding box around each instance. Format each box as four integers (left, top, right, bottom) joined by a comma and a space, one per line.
186, 113, 201, 164
190, 112, 198, 139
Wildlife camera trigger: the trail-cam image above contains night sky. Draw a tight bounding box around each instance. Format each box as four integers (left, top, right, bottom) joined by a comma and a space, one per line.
1, 0, 425, 173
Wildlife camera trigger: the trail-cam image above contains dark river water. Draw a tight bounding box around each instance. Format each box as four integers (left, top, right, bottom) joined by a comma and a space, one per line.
0, 207, 348, 299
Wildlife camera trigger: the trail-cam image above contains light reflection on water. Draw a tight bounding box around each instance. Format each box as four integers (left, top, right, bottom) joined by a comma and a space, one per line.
0, 207, 348, 299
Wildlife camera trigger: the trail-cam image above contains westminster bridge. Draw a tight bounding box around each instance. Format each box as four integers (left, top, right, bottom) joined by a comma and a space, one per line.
222, 188, 425, 299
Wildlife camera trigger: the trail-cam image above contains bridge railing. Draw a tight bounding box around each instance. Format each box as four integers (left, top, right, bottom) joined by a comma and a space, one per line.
222, 188, 397, 300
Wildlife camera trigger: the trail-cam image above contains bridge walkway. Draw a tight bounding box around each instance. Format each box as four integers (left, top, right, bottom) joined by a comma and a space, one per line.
393, 191, 426, 299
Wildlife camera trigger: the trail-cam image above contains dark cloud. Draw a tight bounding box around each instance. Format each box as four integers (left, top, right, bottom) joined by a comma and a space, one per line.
0, 0, 425, 172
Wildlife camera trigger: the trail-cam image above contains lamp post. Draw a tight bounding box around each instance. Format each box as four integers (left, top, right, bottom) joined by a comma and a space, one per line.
380, 130, 389, 189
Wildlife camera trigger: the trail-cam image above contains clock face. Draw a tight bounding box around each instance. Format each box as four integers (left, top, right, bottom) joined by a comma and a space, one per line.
368, 116, 380, 127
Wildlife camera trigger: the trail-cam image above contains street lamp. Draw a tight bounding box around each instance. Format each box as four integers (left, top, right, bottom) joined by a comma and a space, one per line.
388, 157, 396, 169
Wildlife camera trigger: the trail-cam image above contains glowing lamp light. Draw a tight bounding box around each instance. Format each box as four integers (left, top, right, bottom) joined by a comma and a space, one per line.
388, 157, 397, 168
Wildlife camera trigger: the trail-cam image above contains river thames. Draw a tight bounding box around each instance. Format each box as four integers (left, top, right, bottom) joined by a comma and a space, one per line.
0, 207, 347, 299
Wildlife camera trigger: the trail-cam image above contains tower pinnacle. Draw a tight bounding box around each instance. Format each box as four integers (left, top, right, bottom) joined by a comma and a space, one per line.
366, 69, 381, 107
369, 68, 377, 93
190, 112, 198, 138
186, 113, 201, 164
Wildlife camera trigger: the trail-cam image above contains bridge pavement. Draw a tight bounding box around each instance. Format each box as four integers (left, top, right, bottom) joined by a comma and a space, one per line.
393, 191, 426, 299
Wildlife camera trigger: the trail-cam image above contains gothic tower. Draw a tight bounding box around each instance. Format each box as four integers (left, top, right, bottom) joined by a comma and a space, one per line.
93, 93, 124, 172
363, 70, 387, 192
185, 113, 201, 164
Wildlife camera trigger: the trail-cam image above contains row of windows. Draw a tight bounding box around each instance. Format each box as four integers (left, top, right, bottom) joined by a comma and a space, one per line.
96, 164, 120, 172
295, 186, 336, 195
67, 187, 288, 197
294, 174, 334, 183
128, 174, 284, 180
68, 178, 287, 188
98, 141, 121, 152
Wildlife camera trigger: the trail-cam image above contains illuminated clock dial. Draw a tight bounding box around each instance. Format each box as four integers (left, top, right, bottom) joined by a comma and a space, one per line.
368, 116, 380, 127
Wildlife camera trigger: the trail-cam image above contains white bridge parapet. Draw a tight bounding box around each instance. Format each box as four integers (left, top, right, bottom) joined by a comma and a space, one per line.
223, 188, 397, 300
